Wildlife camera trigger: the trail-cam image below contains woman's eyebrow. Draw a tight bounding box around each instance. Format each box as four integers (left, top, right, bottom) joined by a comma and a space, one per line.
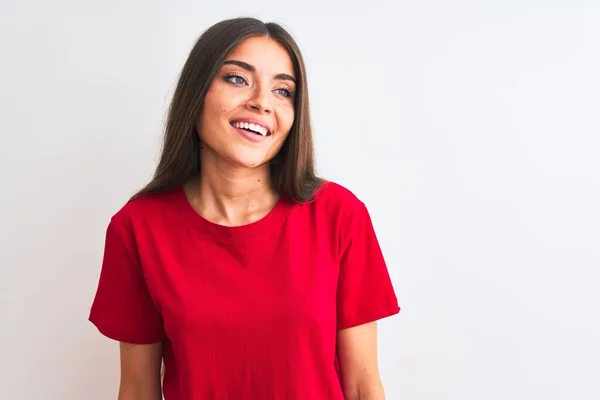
274, 73, 296, 84
224, 60, 255, 72
223, 60, 296, 84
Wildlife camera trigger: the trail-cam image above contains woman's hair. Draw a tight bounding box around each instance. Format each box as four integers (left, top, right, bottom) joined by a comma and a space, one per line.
132, 17, 323, 203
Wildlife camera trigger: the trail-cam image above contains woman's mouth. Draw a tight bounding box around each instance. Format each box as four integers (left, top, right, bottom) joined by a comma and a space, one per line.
230, 120, 272, 143
230, 121, 271, 137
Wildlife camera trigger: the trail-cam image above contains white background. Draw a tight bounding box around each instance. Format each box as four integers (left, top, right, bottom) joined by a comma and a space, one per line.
1, 1, 599, 399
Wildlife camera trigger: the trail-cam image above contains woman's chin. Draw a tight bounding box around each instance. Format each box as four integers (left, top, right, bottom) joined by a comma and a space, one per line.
226, 151, 271, 170
235, 159, 269, 170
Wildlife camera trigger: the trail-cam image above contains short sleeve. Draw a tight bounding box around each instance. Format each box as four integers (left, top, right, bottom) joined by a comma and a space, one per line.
337, 201, 400, 329
89, 214, 164, 344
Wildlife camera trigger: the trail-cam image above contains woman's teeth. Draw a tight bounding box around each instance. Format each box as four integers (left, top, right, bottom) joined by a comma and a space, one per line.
232, 121, 269, 136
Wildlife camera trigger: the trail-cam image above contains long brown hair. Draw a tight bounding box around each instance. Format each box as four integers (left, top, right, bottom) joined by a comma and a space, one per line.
132, 17, 323, 203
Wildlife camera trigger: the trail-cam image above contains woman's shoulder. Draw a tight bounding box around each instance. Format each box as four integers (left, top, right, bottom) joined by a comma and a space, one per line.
304, 180, 378, 237
108, 186, 182, 229
310, 180, 368, 214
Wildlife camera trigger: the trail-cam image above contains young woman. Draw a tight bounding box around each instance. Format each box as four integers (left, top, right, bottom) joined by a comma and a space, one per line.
89, 17, 400, 400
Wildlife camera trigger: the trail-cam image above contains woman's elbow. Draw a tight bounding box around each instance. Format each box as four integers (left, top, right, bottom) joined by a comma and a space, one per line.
343, 376, 386, 400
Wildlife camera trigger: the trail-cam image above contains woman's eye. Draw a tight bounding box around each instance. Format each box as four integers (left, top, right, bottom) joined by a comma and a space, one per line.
275, 88, 293, 98
225, 75, 246, 85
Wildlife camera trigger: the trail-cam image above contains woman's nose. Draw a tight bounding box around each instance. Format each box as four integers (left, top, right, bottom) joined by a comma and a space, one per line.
245, 86, 272, 114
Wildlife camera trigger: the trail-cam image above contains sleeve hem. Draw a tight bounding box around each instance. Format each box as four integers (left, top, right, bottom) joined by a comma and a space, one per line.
89, 315, 164, 345
338, 304, 401, 330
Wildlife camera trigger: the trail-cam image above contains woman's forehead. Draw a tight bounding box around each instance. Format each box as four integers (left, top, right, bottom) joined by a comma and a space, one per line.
225, 36, 295, 78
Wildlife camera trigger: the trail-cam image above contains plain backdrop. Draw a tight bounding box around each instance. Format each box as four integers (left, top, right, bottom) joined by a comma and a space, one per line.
1, 1, 599, 399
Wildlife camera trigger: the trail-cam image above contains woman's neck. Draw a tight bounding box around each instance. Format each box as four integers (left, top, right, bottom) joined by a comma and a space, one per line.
184, 154, 279, 227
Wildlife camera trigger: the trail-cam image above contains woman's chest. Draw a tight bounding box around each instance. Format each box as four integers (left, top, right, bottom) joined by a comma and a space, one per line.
139, 226, 340, 341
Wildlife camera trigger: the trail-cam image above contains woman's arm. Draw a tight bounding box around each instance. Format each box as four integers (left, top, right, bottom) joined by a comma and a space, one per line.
337, 321, 386, 400
117, 341, 163, 400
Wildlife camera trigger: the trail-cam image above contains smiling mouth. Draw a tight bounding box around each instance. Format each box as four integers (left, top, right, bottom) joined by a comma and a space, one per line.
230, 121, 271, 137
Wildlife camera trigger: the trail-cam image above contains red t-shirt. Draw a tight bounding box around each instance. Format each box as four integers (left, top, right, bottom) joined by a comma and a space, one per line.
89, 181, 400, 399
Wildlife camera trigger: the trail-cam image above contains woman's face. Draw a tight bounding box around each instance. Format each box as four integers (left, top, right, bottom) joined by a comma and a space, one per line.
197, 36, 296, 169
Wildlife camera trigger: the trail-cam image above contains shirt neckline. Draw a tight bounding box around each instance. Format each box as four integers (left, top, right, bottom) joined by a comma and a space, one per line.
172, 184, 293, 242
